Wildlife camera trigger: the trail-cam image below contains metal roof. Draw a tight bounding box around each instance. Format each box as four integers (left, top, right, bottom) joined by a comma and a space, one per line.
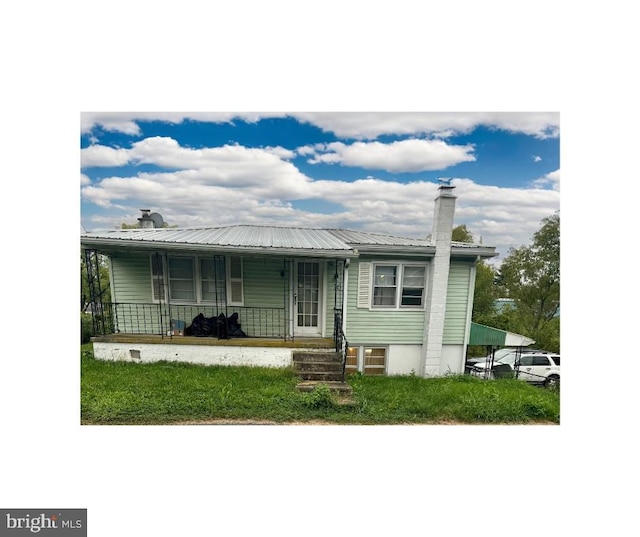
82, 225, 349, 250
328, 229, 432, 248
81, 224, 496, 258
469, 322, 535, 347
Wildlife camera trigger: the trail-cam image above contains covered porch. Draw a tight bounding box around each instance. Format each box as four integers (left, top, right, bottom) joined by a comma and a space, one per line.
83, 249, 349, 353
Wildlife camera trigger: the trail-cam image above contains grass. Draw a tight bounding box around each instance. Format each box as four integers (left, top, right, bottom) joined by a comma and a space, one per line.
80, 344, 560, 425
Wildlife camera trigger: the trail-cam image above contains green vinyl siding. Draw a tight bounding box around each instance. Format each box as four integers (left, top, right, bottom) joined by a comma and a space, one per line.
242, 257, 288, 308
110, 253, 154, 303
345, 258, 426, 344
236, 257, 288, 337
345, 257, 475, 345
442, 261, 474, 344
108, 253, 290, 336
109, 253, 163, 333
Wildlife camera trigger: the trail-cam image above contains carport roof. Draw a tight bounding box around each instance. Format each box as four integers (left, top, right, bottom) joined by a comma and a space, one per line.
469, 322, 535, 347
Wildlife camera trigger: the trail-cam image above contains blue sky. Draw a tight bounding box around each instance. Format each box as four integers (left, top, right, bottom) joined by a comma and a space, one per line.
81, 112, 559, 262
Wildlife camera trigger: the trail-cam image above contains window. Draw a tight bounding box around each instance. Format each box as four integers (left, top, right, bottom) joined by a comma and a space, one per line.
532, 356, 551, 366
168, 257, 195, 301
151, 254, 165, 301
518, 355, 533, 366
373, 265, 397, 306
364, 347, 386, 375
150, 254, 243, 304
345, 346, 359, 374
200, 257, 226, 302
228, 256, 244, 305
367, 262, 427, 309
401, 266, 425, 306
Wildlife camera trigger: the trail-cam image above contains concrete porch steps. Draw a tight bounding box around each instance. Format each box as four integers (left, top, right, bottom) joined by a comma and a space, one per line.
295, 381, 353, 396
292, 351, 343, 381
293, 351, 352, 395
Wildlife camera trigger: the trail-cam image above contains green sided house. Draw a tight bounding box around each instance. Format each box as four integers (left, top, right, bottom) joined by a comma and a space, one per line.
81, 184, 497, 377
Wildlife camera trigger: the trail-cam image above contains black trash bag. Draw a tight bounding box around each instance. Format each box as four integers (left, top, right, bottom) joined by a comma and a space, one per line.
185, 313, 213, 337
208, 313, 228, 340
227, 312, 247, 337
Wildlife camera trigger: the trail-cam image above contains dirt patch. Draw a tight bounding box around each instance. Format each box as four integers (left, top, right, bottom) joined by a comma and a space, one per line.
175, 419, 336, 425
173, 417, 558, 426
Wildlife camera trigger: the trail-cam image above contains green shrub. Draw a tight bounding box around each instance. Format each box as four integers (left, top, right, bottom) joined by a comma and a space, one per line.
81, 314, 94, 344
299, 383, 336, 409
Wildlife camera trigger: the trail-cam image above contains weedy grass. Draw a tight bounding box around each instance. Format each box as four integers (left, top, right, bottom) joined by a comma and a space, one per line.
81, 345, 559, 425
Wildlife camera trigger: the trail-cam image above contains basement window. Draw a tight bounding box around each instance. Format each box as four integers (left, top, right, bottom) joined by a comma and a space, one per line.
345, 346, 359, 374
363, 347, 387, 375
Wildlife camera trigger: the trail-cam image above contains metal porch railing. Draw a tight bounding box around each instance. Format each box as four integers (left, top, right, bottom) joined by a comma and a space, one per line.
93, 302, 289, 339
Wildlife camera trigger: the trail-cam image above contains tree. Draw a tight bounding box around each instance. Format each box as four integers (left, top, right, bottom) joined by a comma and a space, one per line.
452, 224, 473, 243
452, 224, 500, 325
472, 260, 500, 326
497, 212, 560, 351
81, 252, 110, 311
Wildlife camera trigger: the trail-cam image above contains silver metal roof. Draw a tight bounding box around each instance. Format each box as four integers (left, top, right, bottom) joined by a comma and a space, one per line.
81, 224, 496, 257
328, 229, 432, 248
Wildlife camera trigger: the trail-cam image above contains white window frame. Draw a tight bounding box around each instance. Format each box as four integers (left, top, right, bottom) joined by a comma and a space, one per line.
345, 346, 360, 374
150, 254, 243, 305
344, 346, 389, 376
363, 346, 387, 375
226, 256, 245, 306
199, 256, 227, 304
370, 261, 428, 310
151, 254, 167, 302
167, 256, 196, 302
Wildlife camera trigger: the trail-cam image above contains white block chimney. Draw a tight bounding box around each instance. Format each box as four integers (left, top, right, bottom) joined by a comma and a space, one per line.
138, 209, 154, 229
421, 183, 456, 376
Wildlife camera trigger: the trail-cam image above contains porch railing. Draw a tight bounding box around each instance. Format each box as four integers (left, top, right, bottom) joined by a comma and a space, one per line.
333, 308, 348, 381
94, 302, 289, 339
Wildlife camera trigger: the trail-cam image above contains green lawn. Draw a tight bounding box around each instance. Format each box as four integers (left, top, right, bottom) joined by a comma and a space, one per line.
80, 344, 560, 425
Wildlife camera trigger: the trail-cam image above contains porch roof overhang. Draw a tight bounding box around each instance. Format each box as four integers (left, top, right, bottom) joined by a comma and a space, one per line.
469, 322, 535, 347
80, 237, 357, 259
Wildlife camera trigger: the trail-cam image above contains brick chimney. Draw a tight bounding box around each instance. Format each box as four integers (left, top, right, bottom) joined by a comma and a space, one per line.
421, 183, 456, 376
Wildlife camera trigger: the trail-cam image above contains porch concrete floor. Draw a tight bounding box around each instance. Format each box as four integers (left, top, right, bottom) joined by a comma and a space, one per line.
91, 334, 335, 349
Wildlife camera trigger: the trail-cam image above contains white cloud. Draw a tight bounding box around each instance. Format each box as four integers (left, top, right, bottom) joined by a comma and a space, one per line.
304, 139, 476, 172
81, 136, 311, 195
82, 168, 558, 261
531, 169, 560, 191
81, 145, 131, 167
263, 146, 296, 159
81, 111, 560, 140
533, 155, 542, 162
80, 112, 288, 135
81, 138, 559, 262
81, 173, 91, 186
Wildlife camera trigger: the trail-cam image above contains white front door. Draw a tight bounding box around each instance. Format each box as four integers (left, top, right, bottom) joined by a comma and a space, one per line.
295, 261, 322, 337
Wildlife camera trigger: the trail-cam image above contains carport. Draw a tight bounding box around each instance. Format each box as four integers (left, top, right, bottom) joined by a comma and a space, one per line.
469, 322, 535, 348
467, 322, 535, 377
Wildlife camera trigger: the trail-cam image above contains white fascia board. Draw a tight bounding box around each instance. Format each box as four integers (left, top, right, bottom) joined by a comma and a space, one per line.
81, 238, 356, 258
